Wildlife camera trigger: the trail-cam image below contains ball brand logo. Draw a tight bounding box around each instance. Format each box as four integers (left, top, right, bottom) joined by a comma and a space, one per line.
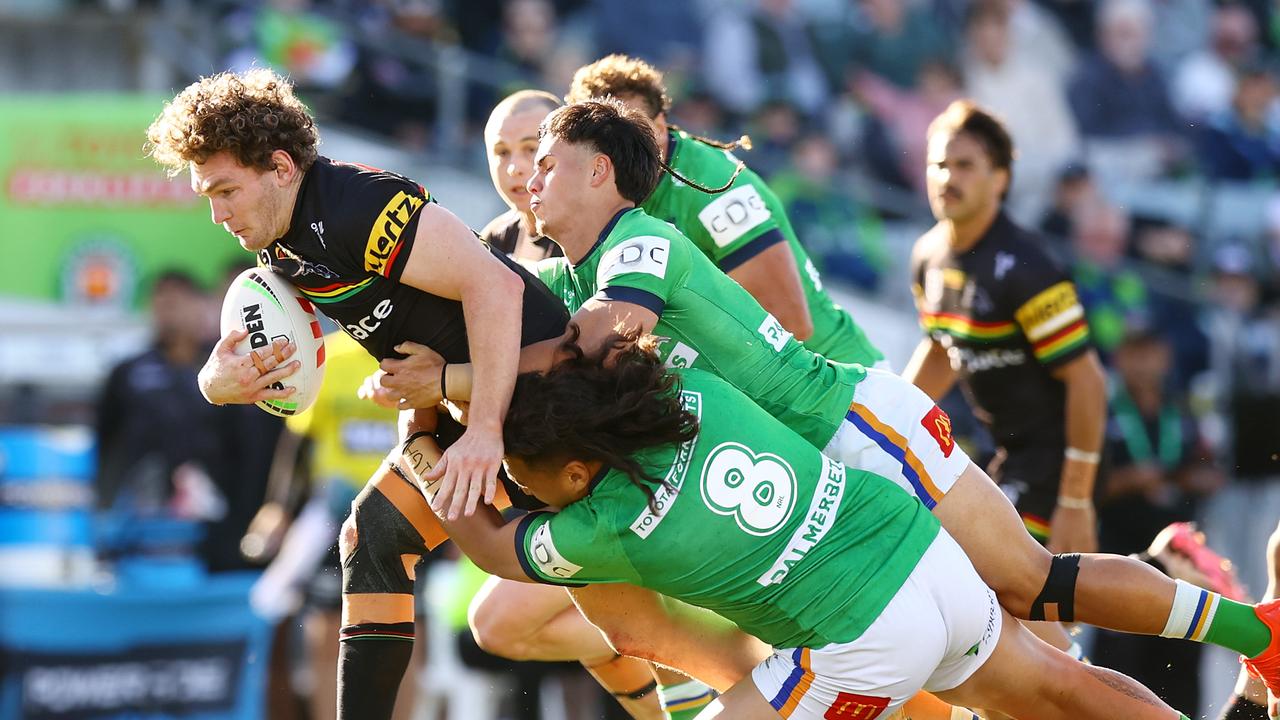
241, 303, 287, 393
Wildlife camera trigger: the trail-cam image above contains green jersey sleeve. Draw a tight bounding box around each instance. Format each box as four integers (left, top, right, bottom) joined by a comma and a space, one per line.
514, 505, 639, 587
594, 230, 693, 317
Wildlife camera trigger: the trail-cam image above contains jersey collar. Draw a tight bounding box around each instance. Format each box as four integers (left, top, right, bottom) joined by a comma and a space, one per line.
587, 463, 611, 494
573, 207, 633, 268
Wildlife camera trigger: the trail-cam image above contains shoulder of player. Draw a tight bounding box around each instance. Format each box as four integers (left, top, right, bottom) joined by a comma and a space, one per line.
994, 220, 1065, 273
911, 223, 950, 263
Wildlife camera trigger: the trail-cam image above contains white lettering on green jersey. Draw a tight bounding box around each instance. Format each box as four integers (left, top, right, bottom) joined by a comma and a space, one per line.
643, 130, 884, 366
629, 390, 702, 540
514, 369, 940, 648
536, 207, 862, 448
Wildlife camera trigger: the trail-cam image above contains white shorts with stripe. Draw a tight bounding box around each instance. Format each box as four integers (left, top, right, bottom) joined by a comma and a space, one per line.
751, 530, 1000, 719
823, 368, 970, 510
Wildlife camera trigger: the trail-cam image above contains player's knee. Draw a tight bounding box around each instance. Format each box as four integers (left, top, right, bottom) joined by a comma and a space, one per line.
468, 593, 538, 660
983, 545, 1054, 619
592, 623, 652, 661
338, 515, 359, 562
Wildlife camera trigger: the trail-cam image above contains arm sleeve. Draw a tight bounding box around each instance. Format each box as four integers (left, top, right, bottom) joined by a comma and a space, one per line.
514, 506, 639, 587
328, 169, 432, 283
594, 233, 691, 316
1007, 242, 1092, 370
691, 167, 787, 269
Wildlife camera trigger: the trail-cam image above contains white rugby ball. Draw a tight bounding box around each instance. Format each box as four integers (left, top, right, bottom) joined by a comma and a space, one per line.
219, 267, 327, 417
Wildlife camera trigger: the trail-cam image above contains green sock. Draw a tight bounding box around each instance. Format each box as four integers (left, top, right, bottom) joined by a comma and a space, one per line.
1159, 580, 1272, 657
658, 680, 716, 720
1205, 599, 1273, 658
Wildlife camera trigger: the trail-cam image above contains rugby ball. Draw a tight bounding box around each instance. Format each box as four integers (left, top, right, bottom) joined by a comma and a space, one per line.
220, 267, 326, 417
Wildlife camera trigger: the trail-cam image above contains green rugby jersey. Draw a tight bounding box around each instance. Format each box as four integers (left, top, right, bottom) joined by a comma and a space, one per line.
514, 368, 940, 648
536, 207, 862, 448
642, 130, 884, 367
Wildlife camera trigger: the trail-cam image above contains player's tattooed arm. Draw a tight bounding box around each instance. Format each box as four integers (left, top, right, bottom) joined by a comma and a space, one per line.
431, 502, 528, 582
397, 203, 524, 520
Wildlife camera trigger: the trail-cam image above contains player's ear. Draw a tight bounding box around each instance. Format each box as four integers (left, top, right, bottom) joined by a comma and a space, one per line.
589, 153, 611, 189
271, 149, 298, 186
562, 460, 594, 496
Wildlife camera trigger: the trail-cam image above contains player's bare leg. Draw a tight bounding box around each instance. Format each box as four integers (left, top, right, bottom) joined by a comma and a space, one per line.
570, 582, 771, 692
338, 460, 438, 720
469, 577, 665, 719
935, 608, 1185, 719
936, 464, 1277, 670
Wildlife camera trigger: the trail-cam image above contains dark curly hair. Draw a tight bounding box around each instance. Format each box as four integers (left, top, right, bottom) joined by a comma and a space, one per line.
146, 68, 319, 176
541, 99, 663, 205
504, 328, 700, 510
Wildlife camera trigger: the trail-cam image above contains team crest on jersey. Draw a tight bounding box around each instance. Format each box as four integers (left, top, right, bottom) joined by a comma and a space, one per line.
824, 692, 889, 720
921, 405, 954, 457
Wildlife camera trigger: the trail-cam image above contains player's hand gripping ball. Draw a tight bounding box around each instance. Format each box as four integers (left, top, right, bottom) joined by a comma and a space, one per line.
220, 267, 327, 416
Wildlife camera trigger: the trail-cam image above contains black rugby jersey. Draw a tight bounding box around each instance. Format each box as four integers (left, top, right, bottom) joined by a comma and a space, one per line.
910, 212, 1092, 450
479, 208, 561, 262
261, 157, 568, 363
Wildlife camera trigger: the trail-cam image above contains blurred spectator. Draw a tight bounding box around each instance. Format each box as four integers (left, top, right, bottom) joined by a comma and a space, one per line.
964, 0, 1079, 221
769, 133, 889, 291
1171, 3, 1259, 121
1034, 0, 1099, 50
743, 97, 808, 178
1196, 62, 1280, 181
92, 270, 282, 574
1146, 0, 1213, 75
592, 1, 703, 70
1067, 0, 1186, 177
490, 0, 589, 97
668, 86, 730, 140
1132, 220, 1210, 383
94, 271, 222, 518
335, 1, 457, 150
1002, 0, 1078, 82
1092, 329, 1222, 713
223, 0, 357, 93
1201, 244, 1280, 482
702, 0, 831, 117
1039, 162, 1097, 239
1070, 199, 1151, 357
830, 0, 955, 90
855, 60, 963, 194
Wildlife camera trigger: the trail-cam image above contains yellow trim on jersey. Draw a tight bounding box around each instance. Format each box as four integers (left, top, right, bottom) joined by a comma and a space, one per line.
1014, 281, 1085, 341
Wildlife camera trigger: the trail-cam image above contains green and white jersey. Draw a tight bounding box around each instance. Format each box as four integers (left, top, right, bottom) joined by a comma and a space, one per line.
642, 130, 884, 367
514, 368, 940, 648
536, 207, 862, 448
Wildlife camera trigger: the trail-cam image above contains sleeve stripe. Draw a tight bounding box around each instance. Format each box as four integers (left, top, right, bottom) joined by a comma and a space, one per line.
718, 228, 786, 272
513, 513, 545, 582
513, 512, 587, 587
1021, 303, 1084, 342
1033, 320, 1090, 362
1014, 281, 1084, 339
599, 286, 666, 317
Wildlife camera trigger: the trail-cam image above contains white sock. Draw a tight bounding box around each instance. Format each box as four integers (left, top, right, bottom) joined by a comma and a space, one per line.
1159, 578, 1221, 642
658, 679, 715, 716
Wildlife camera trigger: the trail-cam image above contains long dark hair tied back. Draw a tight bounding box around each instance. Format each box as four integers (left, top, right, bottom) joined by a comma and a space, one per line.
503, 327, 700, 511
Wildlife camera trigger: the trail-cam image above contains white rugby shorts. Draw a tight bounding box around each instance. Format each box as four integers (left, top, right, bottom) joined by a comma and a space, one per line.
752, 530, 1001, 719
824, 368, 970, 510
